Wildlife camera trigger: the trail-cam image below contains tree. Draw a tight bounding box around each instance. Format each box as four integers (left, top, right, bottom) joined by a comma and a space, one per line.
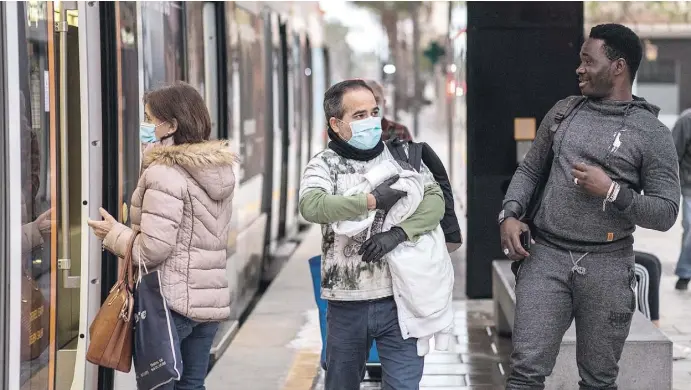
585, 1, 691, 25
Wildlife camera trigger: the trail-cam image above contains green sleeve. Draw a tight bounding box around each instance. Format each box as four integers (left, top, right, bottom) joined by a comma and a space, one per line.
299, 189, 370, 224
397, 183, 445, 241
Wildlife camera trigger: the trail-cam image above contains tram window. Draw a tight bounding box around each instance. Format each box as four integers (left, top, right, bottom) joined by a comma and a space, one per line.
117, 1, 141, 224
15, 1, 57, 386
231, 6, 267, 184
292, 34, 302, 135
185, 2, 206, 98
186, 2, 220, 140
225, 4, 241, 179
139, 1, 184, 91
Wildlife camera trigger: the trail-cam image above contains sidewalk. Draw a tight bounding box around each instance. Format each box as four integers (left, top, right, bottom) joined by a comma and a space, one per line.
311, 299, 510, 389
205, 226, 324, 390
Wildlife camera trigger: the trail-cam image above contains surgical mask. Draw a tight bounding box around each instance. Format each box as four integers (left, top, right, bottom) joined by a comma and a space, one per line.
140, 122, 157, 144
344, 116, 382, 150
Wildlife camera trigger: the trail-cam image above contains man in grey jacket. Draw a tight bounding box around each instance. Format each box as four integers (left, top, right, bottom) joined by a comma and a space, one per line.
672, 109, 691, 290
499, 24, 680, 389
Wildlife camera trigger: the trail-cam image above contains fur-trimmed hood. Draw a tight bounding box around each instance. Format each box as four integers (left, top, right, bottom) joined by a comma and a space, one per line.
143, 140, 237, 201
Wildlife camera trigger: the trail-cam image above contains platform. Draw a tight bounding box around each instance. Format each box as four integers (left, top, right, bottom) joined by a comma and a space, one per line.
205, 117, 691, 389
206, 222, 691, 390
205, 225, 324, 390
205, 223, 513, 390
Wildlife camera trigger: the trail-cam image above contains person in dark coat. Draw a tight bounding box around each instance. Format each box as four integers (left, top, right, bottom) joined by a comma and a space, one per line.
365, 79, 413, 141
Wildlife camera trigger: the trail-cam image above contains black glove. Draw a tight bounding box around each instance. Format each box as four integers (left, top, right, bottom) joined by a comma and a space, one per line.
359, 227, 408, 263
370, 175, 407, 212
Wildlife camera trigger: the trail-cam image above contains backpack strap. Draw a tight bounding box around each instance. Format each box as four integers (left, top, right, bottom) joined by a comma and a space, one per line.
385, 137, 410, 164
408, 143, 423, 172
550, 95, 586, 134
523, 95, 586, 225
386, 137, 425, 173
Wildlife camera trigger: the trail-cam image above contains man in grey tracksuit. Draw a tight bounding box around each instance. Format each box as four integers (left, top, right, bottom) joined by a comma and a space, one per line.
672, 109, 691, 291
499, 24, 680, 389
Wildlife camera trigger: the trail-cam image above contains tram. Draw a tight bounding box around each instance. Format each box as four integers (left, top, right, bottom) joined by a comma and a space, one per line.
0, 1, 327, 389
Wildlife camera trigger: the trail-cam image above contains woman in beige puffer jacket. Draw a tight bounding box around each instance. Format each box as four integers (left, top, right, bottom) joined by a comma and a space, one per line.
88, 81, 236, 389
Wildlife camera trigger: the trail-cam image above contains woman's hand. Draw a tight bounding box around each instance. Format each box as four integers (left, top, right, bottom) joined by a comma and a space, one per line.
35, 208, 54, 234
87, 207, 117, 240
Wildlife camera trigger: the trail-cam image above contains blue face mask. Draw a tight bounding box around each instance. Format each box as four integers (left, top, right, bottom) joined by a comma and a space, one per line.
345, 116, 382, 150
140, 122, 157, 144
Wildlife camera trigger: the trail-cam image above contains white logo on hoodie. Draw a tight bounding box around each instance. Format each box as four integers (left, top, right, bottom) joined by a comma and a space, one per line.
610, 131, 622, 153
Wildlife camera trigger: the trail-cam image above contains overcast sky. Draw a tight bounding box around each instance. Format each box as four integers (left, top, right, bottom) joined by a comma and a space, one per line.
319, 0, 387, 55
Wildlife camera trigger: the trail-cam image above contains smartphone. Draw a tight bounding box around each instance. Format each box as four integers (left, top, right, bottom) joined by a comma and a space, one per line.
520, 230, 531, 252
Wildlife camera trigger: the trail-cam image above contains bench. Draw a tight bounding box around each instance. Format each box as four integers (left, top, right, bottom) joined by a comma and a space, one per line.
492, 260, 673, 390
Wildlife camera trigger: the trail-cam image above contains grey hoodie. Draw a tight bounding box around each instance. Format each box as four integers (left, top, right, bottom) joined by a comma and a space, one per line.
504, 96, 680, 253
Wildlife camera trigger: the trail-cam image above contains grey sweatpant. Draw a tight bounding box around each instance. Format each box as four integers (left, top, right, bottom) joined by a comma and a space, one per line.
505, 243, 636, 390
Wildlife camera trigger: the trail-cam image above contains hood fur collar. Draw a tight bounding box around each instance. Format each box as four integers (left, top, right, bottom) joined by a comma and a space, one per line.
142, 140, 238, 169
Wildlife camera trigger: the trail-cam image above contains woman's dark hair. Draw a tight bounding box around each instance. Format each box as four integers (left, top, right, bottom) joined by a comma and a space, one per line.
143, 81, 211, 144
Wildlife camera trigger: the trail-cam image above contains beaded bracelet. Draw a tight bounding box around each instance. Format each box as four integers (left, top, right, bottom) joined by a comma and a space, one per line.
602, 181, 621, 211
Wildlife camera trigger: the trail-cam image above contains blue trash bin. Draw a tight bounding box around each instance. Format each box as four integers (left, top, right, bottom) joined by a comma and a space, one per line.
308, 255, 381, 375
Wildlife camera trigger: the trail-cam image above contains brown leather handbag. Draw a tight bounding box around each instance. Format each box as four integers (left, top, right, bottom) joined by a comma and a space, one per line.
86, 231, 139, 372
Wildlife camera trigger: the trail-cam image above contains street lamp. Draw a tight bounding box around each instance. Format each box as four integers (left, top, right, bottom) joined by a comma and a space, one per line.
383, 64, 396, 74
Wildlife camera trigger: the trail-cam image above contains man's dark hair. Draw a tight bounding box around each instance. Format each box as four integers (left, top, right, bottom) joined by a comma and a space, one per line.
589, 23, 643, 84
323, 79, 374, 126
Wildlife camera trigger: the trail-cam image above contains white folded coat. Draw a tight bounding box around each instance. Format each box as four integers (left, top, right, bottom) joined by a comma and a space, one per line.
332, 160, 455, 356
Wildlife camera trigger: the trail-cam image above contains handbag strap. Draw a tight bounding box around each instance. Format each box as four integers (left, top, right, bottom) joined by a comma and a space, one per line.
118, 230, 140, 289
136, 243, 149, 286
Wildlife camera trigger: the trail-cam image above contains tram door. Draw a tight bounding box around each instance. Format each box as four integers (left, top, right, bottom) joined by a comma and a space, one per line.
16, 2, 91, 389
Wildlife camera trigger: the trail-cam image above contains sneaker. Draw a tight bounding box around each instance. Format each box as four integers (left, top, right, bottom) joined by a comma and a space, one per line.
673, 343, 691, 360
675, 278, 690, 291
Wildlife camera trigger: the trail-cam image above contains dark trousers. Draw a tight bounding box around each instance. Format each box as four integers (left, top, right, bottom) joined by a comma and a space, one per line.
506, 243, 636, 390
325, 297, 424, 390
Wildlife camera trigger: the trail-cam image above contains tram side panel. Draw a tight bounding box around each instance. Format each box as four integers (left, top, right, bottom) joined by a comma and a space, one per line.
268, 12, 284, 257
283, 29, 303, 240
211, 2, 270, 357
262, 9, 289, 282
103, 1, 327, 384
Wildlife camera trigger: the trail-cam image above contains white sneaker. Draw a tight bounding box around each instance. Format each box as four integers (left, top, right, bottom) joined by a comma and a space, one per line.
673, 343, 691, 360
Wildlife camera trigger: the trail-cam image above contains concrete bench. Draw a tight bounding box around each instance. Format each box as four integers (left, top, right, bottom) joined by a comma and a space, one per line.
492, 260, 673, 390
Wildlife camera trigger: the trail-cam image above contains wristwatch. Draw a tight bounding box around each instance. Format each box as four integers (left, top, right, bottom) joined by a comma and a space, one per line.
498, 209, 519, 225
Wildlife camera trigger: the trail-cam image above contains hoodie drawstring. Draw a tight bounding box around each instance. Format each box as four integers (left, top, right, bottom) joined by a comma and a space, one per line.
569, 251, 589, 275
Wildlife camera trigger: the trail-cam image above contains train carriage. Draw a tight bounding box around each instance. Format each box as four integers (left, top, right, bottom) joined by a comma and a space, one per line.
0, 1, 327, 389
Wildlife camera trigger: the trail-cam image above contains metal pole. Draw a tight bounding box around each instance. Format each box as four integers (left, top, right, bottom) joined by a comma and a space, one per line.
57, 2, 79, 288
57, 3, 72, 278
412, 6, 421, 138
